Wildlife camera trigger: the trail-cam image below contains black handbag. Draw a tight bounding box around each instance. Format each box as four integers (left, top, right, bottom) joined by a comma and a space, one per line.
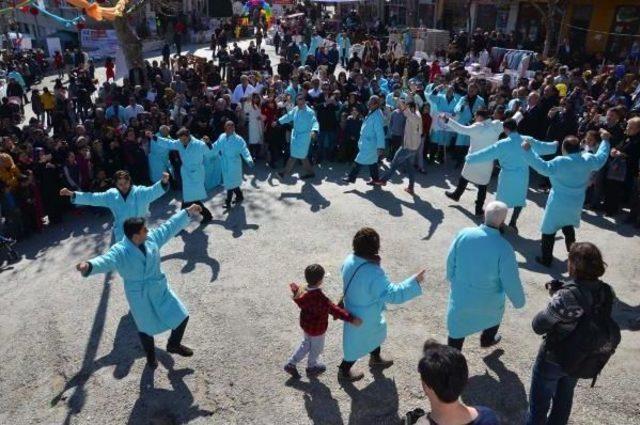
606, 156, 627, 182
337, 261, 370, 309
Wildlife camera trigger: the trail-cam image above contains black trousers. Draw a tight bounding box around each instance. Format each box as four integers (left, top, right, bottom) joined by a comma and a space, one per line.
447, 325, 499, 351
452, 177, 487, 213
225, 187, 243, 205
541, 226, 576, 264
455, 145, 469, 168
347, 163, 379, 182
510, 206, 523, 226
138, 316, 189, 361
181, 200, 212, 222
339, 346, 381, 372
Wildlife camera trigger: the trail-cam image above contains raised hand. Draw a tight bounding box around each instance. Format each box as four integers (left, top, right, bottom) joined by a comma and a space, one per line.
351, 317, 363, 327
415, 269, 427, 284
76, 262, 90, 274
59, 188, 74, 197
161, 172, 170, 184
186, 204, 203, 216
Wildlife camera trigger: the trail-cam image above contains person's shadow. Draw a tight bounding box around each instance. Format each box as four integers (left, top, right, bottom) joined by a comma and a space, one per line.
280, 181, 331, 212
162, 229, 220, 282
211, 205, 259, 238
340, 368, 400, 425
344, 188, 404, 217
127, 352, 213, 424
613, 296, 640, 331
462, 349, 528, 424
286, 376, 343, 424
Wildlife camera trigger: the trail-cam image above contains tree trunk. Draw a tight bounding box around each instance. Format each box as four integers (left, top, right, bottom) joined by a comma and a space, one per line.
113, 16, 143, 72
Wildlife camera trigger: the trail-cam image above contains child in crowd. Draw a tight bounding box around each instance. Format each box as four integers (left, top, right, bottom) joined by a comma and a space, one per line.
284, 264, 362, 379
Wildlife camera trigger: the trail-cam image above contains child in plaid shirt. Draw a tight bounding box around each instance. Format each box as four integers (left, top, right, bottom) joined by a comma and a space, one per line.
284, 264, 362, 378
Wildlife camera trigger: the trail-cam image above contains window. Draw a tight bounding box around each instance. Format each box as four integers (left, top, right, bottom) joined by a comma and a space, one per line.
607, 6, 640, 60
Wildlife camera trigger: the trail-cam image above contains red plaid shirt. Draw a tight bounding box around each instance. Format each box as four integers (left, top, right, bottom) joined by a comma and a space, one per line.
293, 286, 354, 336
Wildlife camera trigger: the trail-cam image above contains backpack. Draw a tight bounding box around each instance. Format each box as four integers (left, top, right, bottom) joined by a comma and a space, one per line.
546, 281, 621, 387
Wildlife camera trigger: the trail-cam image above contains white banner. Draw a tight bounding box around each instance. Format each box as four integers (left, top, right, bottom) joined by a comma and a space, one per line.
80, 29, 118, 59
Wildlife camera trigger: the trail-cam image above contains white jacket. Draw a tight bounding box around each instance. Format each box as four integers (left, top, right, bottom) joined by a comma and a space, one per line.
447, 118, 503, 185
403, 108, 423, 151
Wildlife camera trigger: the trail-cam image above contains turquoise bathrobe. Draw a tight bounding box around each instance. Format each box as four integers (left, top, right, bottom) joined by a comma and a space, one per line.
155, 136, 216, 203
278, 105, 319, 159
524, 140, 610, 234
213, 132, 254, 190
148, 131, 174, 183
427, 91, 459, 146
355, 109, 386, 165
204, 148, 223, 192
446, 225, 525, 338
73, 181, 167, 242
336, 34, 351, 60
453, 95, 486, 147
465, 134, 558, 207
341, 254, 422, 361
298, 42, 308, 62
83, 210, 192, 335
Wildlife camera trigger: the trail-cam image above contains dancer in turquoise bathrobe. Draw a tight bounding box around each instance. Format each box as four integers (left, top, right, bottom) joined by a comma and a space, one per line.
465, 119, 558, 231
452, 84, 485, 167
522, 131, 611, 267
150, 128, 216, 223
427, 85, 459, 161
148, 126, 174, 183
277, 95, 319, 180
343, 95, 386, 184
446, 201, 525, 350
204, 134, 223, 192
213, 121, 254, 209
60, 170, 169, 243
336, 32, 351, 68
76, 205, 203, 369
338, 227, 425, 381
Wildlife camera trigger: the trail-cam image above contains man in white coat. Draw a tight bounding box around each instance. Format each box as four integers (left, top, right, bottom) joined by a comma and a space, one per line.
443, 109, 503, 216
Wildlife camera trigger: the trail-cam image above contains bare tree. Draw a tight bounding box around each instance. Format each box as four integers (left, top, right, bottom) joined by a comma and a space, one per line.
527, 0, 569, 57
108, 0, 180, 70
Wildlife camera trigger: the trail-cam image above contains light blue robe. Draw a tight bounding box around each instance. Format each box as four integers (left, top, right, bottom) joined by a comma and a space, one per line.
336, 34, 351, 59
213, 132, 254, 190
156, 136, 216, 203
341, 254, 422, 361
148, 131, 174, 183
298, 42, 308, 62
204, 148, 223, 191
73, 181, 167, 242
285, 83, 298, 100
446, 225, 525, 338
83, 210, 192, 335
465, 134, 558, 208
453, 95, 486, 146
524, 140, 610, 234
427, 91, 459, 146
355, 109, 386, 165
278, 105, 319, 159
308, 35, 323, 57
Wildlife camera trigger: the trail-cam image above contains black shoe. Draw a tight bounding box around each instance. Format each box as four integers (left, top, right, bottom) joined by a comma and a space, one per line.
535, 256, 552, 268
445, 191, 460, 202
342, 176, 355, 183
306, 365, 327, 376
167, 344, 194, 357
277, 172, 285, 179
223, 202, 232, 210
300, 173, 316, 180
480, 334, 502, 348
233, 196, 244, 205
284, 363, 301, 379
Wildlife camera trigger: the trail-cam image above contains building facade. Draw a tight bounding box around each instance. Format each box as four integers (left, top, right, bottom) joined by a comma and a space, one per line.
469, 0, 640, 57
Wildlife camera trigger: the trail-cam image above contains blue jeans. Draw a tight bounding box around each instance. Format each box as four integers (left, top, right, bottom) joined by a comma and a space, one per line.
526, 352, 578, 425
380, 147, 417, 190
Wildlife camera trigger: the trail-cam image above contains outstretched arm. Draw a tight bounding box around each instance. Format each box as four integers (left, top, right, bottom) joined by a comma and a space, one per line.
278, 108, 295, 125
522, 148, 558, 177
465, 142, 501, 164
77, 245, 122, 277
445, 118, 476, 136
154, 135, 182, 151
371, 266, 424, 305
136, 175, 169, 205
525, 137, 559, 156
586, 139, 610, 170
148, 209, 194, 249
67, 189, 114, 208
